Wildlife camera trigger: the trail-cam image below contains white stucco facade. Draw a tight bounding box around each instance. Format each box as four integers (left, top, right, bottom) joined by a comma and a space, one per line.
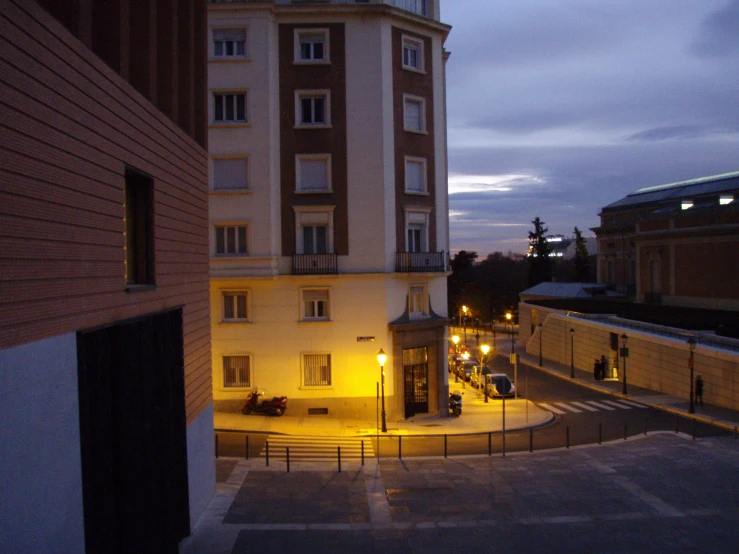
208, 1, 451, 420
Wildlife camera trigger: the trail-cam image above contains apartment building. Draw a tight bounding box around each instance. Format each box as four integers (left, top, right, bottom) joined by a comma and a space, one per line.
208, 0, 451, 421
0, 1, 212, 552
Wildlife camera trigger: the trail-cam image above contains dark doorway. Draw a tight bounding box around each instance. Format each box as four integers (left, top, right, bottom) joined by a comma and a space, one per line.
76, 308, 190, 554
403, 347, 429, 418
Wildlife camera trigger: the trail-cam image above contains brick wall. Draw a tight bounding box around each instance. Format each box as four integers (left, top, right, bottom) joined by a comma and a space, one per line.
0, 0, 211, 423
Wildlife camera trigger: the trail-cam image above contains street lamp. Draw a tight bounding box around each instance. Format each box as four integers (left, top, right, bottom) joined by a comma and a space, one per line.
377, 349, 388, 433
569, 328, 575, 378
687, 336, 696, 414
480, 344, 490, 403
538, 323, 543, 366
462, 305, 469, 343
620, 334, 629, 395
506, 312, 514, 354
451, 335, 460, 383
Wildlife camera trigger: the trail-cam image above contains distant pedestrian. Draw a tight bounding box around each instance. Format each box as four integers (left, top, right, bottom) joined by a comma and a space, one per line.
695, 375, 704, 406
600, 355, 608, 380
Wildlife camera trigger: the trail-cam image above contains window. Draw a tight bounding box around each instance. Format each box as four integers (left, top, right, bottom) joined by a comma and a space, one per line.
681, 199, 693, 210
222, 291, 248, 322
215, 224, 248, 255
294, 206, 335, 254
214, 92, 247, 123
405, 209, 430, 252
303, 353, 331, 386
402, 35, 424, 71
302, 225, 328, 254
125, 168, 154, 286
403, 95, 425, 132
405, 157, 427, 193
223, 355, 251, 388
720, 194, 734, 205
212, 157, 248, 191
213, 28, 246, 58
302, 289, 330, 320
296, 91, 330, 126
295, 29, 329, 63
296, 155, 331, 192
409, 284, 428, 318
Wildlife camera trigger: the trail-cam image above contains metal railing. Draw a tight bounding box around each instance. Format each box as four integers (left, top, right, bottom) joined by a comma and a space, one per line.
210, 0, 430, 18
292, 253, 338, 275
396, 251, 448, 273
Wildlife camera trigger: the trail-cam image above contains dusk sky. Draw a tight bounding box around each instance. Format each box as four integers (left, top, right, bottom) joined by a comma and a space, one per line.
441, 0, 739, 256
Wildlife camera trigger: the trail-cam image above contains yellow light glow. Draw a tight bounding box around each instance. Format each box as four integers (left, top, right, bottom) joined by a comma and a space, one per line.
377, 349, 387, 366
451, 335, 460, 345
462, 305, 468, 314
505, 312, 512, 321
481, 344, 490, 355
462, 351, 470, 359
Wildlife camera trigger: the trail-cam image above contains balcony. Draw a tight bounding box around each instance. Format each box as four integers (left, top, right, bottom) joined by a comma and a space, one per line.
293, 253, 338, 275
209, 1, 432, 19
396, 251, 448, 273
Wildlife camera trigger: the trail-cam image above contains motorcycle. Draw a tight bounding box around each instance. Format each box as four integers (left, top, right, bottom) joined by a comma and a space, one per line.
449, 390, 463, 417
241, 389, 287, 416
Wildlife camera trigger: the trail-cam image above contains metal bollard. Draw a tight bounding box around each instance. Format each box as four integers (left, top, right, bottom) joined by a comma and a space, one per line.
566, 426, 570, 449
266, 441, 269, 467
245, 435, 250, 460
361, 441, 364, 466
624, 420, 628, 440
598, 422, 602, 445
215, 434, 219, 459
286, 447, 290, 473
529, 429, 533, 453
338, 445, 342, 473
488, 432, 492, 456
444, 434, 448, 458
398, 436, 402, 460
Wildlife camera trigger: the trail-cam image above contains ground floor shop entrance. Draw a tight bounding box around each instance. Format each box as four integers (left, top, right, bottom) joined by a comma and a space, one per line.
403, 347, 429, 418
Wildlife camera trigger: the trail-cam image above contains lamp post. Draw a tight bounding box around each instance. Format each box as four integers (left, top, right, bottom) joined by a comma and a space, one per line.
569, 328, 575, 378
620, 334, 629, 395
538, 323, 543, 366
480, 344, 490, 403
506, 312, 513, 354
492, 317, 497, 349
451, 335, 460, 383
462, 305, 469, 344
687, 336, 696, 414
377, 349, 387, 433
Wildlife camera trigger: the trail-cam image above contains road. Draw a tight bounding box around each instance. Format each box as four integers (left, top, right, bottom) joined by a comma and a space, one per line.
214, 361, 730, 460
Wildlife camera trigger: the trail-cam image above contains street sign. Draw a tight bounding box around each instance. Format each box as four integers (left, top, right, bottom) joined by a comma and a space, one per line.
357, 336, 375, 342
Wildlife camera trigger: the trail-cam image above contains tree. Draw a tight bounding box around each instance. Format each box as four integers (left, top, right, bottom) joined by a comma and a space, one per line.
573, 227, 592, 282
527, 216, 552, 286
450, 250, 478, 273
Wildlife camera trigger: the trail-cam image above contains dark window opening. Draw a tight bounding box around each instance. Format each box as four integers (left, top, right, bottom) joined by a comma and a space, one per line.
125, 168, 155, 286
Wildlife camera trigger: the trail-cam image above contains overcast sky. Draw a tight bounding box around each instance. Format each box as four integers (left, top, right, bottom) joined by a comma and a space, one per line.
440, 0, 739, 256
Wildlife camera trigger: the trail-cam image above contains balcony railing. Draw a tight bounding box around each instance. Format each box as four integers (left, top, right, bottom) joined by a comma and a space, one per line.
396, 251, 448, 273
293, 253, 338, 275
209, 1, 430, 18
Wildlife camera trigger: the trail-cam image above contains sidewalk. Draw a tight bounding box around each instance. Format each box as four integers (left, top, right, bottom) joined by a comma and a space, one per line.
464, 326, 739, 434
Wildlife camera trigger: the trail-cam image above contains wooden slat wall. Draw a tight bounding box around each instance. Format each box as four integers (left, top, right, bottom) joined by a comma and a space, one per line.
0, 1, 212, 424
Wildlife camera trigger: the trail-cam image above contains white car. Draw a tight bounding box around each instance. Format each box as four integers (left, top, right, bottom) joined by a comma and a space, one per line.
485, 373, 515, 397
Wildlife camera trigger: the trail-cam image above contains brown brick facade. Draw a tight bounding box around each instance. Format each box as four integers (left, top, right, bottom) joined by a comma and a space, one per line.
0, 0, 211, 423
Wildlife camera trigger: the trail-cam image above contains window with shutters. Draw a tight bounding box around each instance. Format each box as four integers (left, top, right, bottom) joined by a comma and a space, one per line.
302, 353, 332, 387
213, 28, 247, 58
404, 157, 427, 194
295, 90, 330, 127
295, 29, 330, 63
401, 35, 424, 72
294, 206, 335, 254
222, 290, 249, 322
223, 355, 251, 388
296, 154, 331, 192
403, 94, 426, 133
212, 157, 248, 191
214, 224, 248, 256
301, 288, 330, 321
404, 209, 429, 253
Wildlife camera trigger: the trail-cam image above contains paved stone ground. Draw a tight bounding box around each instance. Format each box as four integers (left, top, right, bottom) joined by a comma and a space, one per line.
181, 433, 739, 554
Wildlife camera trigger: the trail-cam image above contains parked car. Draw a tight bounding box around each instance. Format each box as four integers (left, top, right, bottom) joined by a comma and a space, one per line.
471, 365, 493, 388
485, 373, 515, 397
459, 360, 479, 382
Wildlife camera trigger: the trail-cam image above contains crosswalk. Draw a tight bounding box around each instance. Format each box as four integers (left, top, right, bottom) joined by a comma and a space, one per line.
536, 399, 648, 415
262, 435, 375, 462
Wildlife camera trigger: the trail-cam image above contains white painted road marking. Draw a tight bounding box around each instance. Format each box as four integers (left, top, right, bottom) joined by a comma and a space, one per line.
554, 402, 582, 413
537, 403, 567, 415
570, 401, 599, 412
584, 401, 616, 411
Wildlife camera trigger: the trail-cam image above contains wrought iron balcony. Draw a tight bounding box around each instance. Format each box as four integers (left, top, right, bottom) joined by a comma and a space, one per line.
293, 253, 338, 275
396, 251, 448, 273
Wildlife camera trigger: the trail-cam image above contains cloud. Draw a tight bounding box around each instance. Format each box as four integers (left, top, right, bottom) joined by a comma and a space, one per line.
691, 0, 739, 58
624, 125, 708, 142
